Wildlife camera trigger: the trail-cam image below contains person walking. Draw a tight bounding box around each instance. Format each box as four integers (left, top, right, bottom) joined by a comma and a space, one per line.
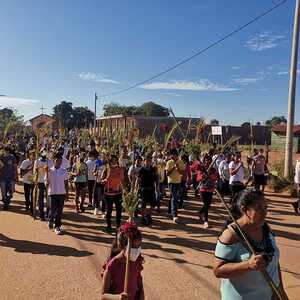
102, 155, 124, 233
218, 153, 232, 198
137, 156, 158, 226
229, 152, 245, 200
252, 149, 267, 192
34, 148, 48, 221
72, 153, 88, 213
165, 149, 185, 223
214, 190, 287, 300
20, 150, 35, 213
197, 155, 218, 228
0, 145, 18, 210
86, 151, 96, 208
292, 158, 300, 214
101, 222, 144, 300
45, 153, 69, 235
93, 152, 109, 217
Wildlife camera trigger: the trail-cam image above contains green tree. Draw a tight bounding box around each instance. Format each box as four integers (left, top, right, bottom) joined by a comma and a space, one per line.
103, 101, 169, 117
265, 116, 287, 126
210, 119, 219, 125
53, 101, 94, 129
73, 106, 95, 128
0, 108, 30, 140
139, 101, 169, 117
53, 101, 74, 129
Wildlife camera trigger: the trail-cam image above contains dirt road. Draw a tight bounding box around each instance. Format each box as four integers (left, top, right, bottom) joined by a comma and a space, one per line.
0, 185, 299, 300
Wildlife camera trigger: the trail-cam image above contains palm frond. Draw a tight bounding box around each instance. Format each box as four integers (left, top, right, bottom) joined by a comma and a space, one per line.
122, 185, 139, 218
169, 107, 187, 141
222, 135, 241, 152
164, 122, 178, 149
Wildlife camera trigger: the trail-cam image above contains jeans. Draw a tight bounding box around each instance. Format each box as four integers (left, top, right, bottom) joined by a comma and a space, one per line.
48, 194, 65, 228
38, 183, 46, 218
169, 183, 181, 217
0, 180, 14, 206
156, 182, 165, 208
200, 191, 213, 222
105, 193, 122, 229
24, 183, 34, 213
88, 180, 95, 205
94, 183, 106, 213
230, 182, 245, 201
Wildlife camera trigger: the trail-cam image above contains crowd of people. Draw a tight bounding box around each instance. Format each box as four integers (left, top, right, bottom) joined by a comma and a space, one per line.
0, 135, 293, 299
0, 137, 271, 231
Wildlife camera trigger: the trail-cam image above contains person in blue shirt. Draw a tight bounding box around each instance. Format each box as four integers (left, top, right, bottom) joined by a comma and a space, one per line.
213, 190, 288, 300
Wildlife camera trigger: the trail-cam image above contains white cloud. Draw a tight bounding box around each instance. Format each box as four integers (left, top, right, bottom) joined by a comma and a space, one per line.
163, 92, 181, 97
0, 96, 39, 107
233, 78, 260, 84
77, 72, 119, 84
277, 70, 300, 75
141, 80, 238, 92
245, 32, 285, 51
232, 66, 241, 70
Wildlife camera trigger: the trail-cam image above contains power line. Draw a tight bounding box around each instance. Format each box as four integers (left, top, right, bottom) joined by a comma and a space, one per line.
100, 0, 288, 98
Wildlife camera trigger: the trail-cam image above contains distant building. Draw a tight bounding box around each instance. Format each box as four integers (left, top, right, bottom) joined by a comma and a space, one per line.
272, 124, 300, 153
29, 114, 55, 133
95, 115, 271, 145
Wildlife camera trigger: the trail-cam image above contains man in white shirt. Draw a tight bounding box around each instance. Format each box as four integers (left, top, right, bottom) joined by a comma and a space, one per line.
20, 150, 35, 213
86, 151, 96, 207
45, 153, 69, 235
34, 148, 49, 220
218, 153, 232, 197
48, 147, 70, 171
229, 152, 245, 199
293, 159, 300, 214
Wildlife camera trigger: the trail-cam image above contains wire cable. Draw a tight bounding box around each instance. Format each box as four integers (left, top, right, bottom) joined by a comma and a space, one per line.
100, 0, 288, 98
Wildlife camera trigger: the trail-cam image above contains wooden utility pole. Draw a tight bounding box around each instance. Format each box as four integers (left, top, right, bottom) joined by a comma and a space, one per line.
284, 0, 300, 178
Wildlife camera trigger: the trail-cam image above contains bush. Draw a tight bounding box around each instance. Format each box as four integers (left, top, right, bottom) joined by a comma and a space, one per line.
268, 160, 295, 194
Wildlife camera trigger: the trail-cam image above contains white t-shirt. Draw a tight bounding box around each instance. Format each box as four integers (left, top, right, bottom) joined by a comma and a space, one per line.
48, 157, 70, 170
20, 159, 34, 184
219, 160, 230, 181
46, 167, 68, 195
86, 159, 96, 181
295, 160, 300, 184
229, 161, 244, 184
213, 154, 225, 174
34, 159, 48, 183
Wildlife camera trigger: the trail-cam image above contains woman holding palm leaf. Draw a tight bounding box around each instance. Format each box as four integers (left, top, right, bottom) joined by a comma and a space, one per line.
102, 155, 124, 233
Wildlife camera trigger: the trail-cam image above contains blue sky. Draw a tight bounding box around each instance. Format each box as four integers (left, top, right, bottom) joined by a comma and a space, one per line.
0, 0, 298, 125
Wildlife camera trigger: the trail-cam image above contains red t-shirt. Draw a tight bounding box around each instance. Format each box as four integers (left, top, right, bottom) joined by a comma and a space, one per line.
197, 168, 218, 192
105, 254, 143, 300
105, 167, 124, 195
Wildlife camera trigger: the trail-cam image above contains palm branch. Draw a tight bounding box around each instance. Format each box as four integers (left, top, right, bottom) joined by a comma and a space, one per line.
164, 122, 178, 149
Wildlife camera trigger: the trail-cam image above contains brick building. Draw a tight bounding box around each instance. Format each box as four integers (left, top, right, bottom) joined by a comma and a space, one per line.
95, 115, 271, 145
29, 114, 56, 133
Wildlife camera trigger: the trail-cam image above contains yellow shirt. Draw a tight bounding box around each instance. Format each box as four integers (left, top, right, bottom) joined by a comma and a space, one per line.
165, 159, 184, 184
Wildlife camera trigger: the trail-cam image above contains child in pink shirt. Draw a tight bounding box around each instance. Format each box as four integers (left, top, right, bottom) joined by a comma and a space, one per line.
101, 222, 144, 300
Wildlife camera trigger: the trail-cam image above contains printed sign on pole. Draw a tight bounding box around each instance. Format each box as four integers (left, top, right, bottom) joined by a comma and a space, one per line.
211, 126, 222, 136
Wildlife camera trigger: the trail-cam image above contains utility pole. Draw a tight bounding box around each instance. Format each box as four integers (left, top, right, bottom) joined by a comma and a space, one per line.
284, 0, 300, 178
94, 92, 98, 131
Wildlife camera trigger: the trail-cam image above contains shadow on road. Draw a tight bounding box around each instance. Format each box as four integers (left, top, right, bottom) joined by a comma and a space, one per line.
0, 233, 93, 257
